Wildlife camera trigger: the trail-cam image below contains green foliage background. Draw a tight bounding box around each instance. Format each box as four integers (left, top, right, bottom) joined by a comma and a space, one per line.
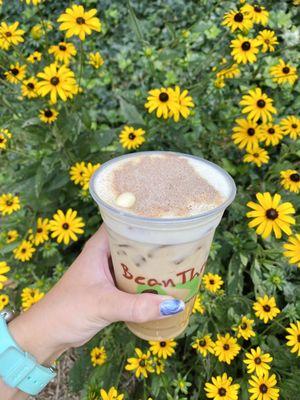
0, 0, 299, 399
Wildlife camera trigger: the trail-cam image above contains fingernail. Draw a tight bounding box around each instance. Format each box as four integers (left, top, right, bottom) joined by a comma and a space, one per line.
159, 299, 185, 316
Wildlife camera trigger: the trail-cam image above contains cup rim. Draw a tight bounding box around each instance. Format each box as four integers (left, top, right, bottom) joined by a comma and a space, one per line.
89, 151, 236, 224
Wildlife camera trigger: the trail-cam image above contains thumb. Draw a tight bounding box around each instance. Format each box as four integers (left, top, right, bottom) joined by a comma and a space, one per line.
99, 287, 185, 324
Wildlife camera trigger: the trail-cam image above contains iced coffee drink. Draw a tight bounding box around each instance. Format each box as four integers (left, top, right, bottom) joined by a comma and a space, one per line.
90, 152, 236, 340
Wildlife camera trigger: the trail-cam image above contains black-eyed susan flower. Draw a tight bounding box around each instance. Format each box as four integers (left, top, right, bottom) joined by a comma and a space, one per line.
241, 4, 269, 26
0, 193, 21, 215
243, 146, 269, 167
125, 348, 154, 378
244, 347, 272, 376
246, 192, 295, 238
234, 316, 256, 340
0, 261, 10, 290
13, 240, 36, 262
150, 356, 165, 375
0, 294, 9, 311
49, 209, 85, 245
204, 373, 240, 400
286, 321, 300, 356
230, 36, 260, 64
119, 126, 145, 150
37, 63, 77, 104
192, 335, 215, 356
21, 77, 39, 99
240, 88, 276, 123
48, 42, 77, 65
21, 0, 43, 5
82, 162, 100, 190
0, 22, 24, 50
70, 162, 87, 186
192, 294, 205, 314
258, 123, 283, 146
216, 64, 240, 79
6, 230, 18, 243
88, 52, 104, 69
222, 9, 253, 32
27, 51, 42, 64
144, 87, 179, 119
39, 108, 59, 124
283, 234, 300, 268
5, 63, 27, 84
248, 372, 279, 400
214, 77, 225, 88
280, 115, 300, 140
90, 346, 107, 367
280, 170, 300, 193
270, 59, 298, 85
29, 218, 50, 246
214, 333, 241, 364
0, 128, 12, 150
149, 340, 176, 359
253, 295, 280, 323
169, 86, 195, 122
100, 387, 124, 400
57, 5, 101, 41
232, 118, 261, 151
202, 273, 223, 293
21, 287, 44, 311
256, 30, 278, 52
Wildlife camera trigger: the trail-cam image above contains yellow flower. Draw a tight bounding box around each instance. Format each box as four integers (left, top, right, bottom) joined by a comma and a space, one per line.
6, 230, 18, 243
283, 234, 300, 268
286, 321, 300, 356
214, 77, 225, 88
247, 192, 295, 239
88, 52, 104, 69
0, 294, 9, 311
270, 59, 298, 85
90, 346, 107, 367
49, 209, 85, 245
230, 36, 260, 64
82, 162, 100, 190
244, 347, 272, 376
148, 339, 176, 359
144, 87, 179, 119
234, 316, 256, 340
5, 63, 27, 84
256, 30, 278, 52
57, 5, 101, 41
293, 0, 300, 4
119, 126, 145, 150
0, 128, 12, 150
214, 333, 241, 364
0, 21, 24, 50
253, 295, 280, 323
0, 261, 10, 290
30, 24, 43, 40
232, 119, 261, 151
243, 146, 269, 167
0, 193, 21, 215
39, 108, 59, 124
150, 356, 165, 375
192, 335, 215, 357
70, 162, 87, 186
37, 63, 77, 104
29, 218, 50, 246
248, 372, 279, 400
240, 88, 276, 123
21, 0, 43, 5
27, 51, 42, 63
216, 64, 240, 79
125, 348, 154, 378
21, 287, 44, 311
48, 42, 77, 65
280, 170, 300, 193
204, 373, 240, 400
241, 4, 269, 26
100, 387, 124, 400
21, 77, 39, 99
13, 240, 36, 262
192, 294, 205, 314
169, 86, 195, 122
280, 115, 300, 140
222, 9, 253, 32
258, 123, 283, 146
202, 273, 223, 293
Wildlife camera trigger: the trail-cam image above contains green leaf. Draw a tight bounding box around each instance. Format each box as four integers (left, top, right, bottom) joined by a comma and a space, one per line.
127, 1, 144, 43
119, 97, 145, 125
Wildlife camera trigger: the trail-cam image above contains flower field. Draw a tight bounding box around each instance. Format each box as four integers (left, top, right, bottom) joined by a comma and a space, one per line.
0, 0, 300, 399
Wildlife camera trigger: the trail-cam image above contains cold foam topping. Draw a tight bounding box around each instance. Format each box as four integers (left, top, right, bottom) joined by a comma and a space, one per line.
94, 153, 227, 218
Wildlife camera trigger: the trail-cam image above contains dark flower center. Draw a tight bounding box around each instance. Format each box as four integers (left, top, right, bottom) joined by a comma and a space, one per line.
0, 137, 3, 143
76, 17, 85, 25
223, 344, 230, 350
199, 339, 206, 347
44, 109, 53, 118
128, 133, 136, 140
254, 357, 262, 364
266, 208, 278, 220
5, 32, 12, 37
21, 248, 26, 253
265, 39, 270, 44
290, 173, 300, 182
254, 6, 262, 12
160, 341, 166, 347
218, 388, 227, 396
247, 128, 255, 136
159, 92, 169, 102
282, 67, 290, 74
234, 12, 244, 22
292, 124, 297, 129
241, 41, 251, 51
259, 384, 268, 394
257, 99, 266, 108
37, 228, 43, 233
268, 128, 275, 134
209, 279, 215, 284
11, 68, 19, 76
59, 44, 67, 51
253, 153, 259, 157
50, 77, 59, 86
241, 322, 248, 330
139, 359, 146, 367
297, 334, 300, 343
263, 304, 271, 312
34, 56, 38, 60
6, 200, 13, 206
62, 223, 69, 230
27, 83, 34, 89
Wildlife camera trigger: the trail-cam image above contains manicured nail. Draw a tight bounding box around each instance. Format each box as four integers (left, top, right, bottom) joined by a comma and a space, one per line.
159, 299, 185, 316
